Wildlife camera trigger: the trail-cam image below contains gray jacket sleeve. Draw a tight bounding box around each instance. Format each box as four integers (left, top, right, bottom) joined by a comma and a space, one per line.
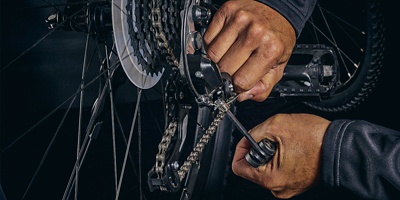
256, 0, 317, 37
322, 120, 400, 199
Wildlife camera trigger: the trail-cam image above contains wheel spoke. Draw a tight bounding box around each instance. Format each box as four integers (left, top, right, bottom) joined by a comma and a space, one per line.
15, 1, 103, 10
115, 88, 142, 199
322, 4, 365, 79
74, 24, 93, 200
3, 0, 228, 199
0, 6, 87, 73
21, 92, 78, 200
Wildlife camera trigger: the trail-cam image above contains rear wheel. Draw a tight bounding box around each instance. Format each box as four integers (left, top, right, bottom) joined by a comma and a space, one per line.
299, 0, 385, 112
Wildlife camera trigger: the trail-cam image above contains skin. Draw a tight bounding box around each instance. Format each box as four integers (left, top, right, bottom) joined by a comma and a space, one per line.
203, 0, 296, 102
204, 1, 329, 198
232, 114, 331, 199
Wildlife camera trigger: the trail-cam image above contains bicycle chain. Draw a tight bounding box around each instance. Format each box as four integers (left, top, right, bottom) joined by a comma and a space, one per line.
150, 0, 179, 67
177, 108, 226, 180
146, 0, 233, 186
154, 96, 236, 185
126, 0, 180, 76
155, 121, 178, 178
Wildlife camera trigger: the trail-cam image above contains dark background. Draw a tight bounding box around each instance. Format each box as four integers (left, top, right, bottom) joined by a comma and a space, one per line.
1, 1, 399, 200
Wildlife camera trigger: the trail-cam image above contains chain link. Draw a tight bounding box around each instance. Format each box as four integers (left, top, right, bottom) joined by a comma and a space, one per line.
154, 121, 178, 178
151, 0, 179, 67
149, 0, 235, 186
177, 95, 237, 180
152, 98, 236, 183
178, 109, 226, 180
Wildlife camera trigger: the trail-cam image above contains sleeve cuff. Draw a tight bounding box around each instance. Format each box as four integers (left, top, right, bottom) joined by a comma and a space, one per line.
321, 119, 352, 188
256, 0, 316, 37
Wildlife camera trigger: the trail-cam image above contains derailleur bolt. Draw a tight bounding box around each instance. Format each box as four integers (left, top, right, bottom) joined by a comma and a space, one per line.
195, 71, 204, 79
192, 5, 211, 26
171, 161, 180, 170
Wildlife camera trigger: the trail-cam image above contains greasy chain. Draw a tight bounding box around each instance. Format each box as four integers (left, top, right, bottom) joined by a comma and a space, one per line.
151, 0, 179, 67
154, 122, 178, 177
154, 106, 228, 184
177, 109, 225, 180
150, 0, 233, 182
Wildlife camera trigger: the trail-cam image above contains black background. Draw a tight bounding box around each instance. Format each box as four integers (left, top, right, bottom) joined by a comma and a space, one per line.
1, 1, 399, 200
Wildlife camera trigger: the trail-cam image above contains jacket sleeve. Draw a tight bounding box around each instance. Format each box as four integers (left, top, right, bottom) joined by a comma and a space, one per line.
322, 120, 400, 199
256, 0, 317, 37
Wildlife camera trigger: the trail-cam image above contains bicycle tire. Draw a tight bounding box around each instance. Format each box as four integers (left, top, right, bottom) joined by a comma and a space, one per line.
299, 0, 385, 112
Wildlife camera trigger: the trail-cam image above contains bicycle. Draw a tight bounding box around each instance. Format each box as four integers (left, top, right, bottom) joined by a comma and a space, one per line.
0, 0, 384, 199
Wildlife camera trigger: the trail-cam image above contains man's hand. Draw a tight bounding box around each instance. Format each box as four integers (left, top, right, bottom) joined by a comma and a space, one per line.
203, 0, 296, 102
232, 114, 330, 199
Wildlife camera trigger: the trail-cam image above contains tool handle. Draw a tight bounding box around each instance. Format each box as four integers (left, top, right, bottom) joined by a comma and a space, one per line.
245, 139, 276, 168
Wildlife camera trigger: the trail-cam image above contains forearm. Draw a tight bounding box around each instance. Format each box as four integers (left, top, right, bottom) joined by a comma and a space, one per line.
322, 120, 400, 199
256, 0, 317, 37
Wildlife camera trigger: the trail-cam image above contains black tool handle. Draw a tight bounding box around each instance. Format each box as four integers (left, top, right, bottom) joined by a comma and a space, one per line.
245, 138, 276, 168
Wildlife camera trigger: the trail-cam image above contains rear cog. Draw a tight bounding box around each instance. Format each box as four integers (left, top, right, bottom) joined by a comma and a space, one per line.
111, 0, 182, 89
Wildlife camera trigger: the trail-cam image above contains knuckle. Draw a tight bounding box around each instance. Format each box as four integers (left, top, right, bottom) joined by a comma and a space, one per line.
217, 64, 230, 75
259, 33, 272, 44
241, 24, 263, 48
267, 39, 285, 56
221, 0, 236, 11
233, 75, 251, 92
258, 42, 284, 65
233, 10, 250, 26
253, 83, 271, 102
213, 7, 227, 24
267, 41, 282, 54
248, 22, 264, 38
216, 1, 236, 22
231, 163, 240, 175
206, 47, 221, 63
203, 33, 212, 45
216, 59, 229, 72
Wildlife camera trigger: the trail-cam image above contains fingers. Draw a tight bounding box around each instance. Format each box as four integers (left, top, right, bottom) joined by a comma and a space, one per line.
203, 1, 295, 102
203, 0, 296, 103
203, 2, 237, 63
237, 63, 285, 102
207, 29, 286, 101
232, 137, 251, 170
202, 2, 231, 46
204, 4, 254, 67
205, 19, 243, 64
233, 114, 330, 199
232, 127, 279, 189
232, 124, 274, 173
232, 137, 260, 181
214, 30, 258, 76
